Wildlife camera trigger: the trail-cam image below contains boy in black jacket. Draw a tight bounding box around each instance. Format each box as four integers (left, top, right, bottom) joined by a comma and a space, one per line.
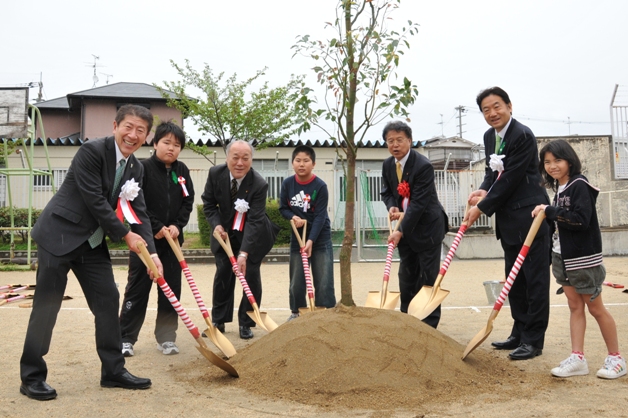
119, 122, 194, 356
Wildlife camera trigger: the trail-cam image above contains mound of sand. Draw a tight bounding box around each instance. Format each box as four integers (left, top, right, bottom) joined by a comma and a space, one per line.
193, 305, 545, 410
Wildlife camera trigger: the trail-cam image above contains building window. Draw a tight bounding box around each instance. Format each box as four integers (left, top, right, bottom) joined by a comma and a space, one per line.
33, 169, 68, 190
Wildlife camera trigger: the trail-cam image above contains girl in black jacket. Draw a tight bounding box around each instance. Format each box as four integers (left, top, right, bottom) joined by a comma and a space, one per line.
532, 139, 625, 380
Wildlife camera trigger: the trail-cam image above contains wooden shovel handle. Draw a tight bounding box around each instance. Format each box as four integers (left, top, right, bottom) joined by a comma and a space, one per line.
163, 229, 185, 263
387, 212, 405, 234
212, 231, 234, 258
289, 219, 308, 249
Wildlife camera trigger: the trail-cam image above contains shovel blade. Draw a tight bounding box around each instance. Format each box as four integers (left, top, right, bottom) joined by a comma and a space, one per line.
298, 306, 326, 315
364, 290, 400, 310
462, 309, 499, 360
246, 310, 278, 332
203, 323, 237, 358
408, 288, 450, 320
194, 343, 239, 378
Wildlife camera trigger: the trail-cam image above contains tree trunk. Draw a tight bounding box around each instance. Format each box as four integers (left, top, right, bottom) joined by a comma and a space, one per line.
339, 0, 357, 307
339, 147, 356, 306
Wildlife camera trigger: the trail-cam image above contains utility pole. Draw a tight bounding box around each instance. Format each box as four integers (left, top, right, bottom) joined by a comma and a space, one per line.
455, 105, 466, 138
437, 113, 444, 136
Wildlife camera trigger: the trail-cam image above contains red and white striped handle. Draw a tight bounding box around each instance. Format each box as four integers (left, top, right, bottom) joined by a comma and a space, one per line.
179, 260, 210, 320
439, 224, 468, 276
229, 256, 257, 306
301, 249, 315, 299
382, 242, 395, 283
156, 276, 201, 339
493, 245, 529, 311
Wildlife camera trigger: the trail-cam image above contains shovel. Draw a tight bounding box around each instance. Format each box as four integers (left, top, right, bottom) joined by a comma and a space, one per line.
163, 229, 237, 358
136, 242, 239, 378
289, 220, 326, 314
462, 210, 546, 360
364, 213, 404, 310
408, 202, 476, 319
212, 231, 278, 332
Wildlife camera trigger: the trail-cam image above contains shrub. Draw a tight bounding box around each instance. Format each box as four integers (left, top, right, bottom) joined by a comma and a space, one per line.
0, 207, 42, 243
197, 204, 212, 247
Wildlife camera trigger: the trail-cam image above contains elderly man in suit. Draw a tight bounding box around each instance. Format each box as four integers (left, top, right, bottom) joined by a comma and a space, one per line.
381, 121, 449, 328
465, 86, 550, 360
202, 140, 279, 340
20, 105, 163, 400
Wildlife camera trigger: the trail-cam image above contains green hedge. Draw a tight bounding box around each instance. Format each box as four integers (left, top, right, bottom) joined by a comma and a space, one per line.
0, 207, 42, 243
197, 199, 291, 247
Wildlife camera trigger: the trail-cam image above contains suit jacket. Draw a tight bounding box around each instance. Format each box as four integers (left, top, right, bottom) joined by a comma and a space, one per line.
477, 118, 550, 246
381, 149, 448, 251
31, 136, 156, 256
201, 164, 279, 264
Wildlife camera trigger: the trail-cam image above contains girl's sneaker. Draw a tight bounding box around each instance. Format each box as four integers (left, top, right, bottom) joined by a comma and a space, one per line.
551, 354, 589, 377
596, 355, 627, 379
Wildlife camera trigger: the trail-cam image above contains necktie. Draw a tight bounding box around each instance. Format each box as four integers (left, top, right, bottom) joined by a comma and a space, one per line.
495, 134, 503, 154
396, 161, 402, 182
230, 178, 238, 201
88, 159, 126, 248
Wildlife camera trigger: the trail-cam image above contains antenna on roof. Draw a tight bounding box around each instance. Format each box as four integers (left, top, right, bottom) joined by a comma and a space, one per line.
85, 55, 105, 88
100, 72, 113, 84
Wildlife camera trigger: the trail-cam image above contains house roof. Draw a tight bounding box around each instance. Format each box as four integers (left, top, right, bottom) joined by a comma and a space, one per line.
34, 82, 177, 110
422, 136, 482, 149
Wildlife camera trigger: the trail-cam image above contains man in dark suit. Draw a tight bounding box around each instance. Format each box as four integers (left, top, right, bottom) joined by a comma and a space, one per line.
202, 140, 279, 340
20, 105, 163, 400
465, 87, 550, 360
381, 121, 449, 328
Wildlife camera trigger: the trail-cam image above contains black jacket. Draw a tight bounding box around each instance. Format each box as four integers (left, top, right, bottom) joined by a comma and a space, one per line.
545, 175, 603, 271
141, 154, 195, 246
477, 118, 550, 246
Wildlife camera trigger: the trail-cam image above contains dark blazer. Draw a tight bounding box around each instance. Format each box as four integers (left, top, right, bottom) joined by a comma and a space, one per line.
477, 118, 550, 246
381, 149, 448, 251
201, 164, 279, 264
31, 136, 156, 255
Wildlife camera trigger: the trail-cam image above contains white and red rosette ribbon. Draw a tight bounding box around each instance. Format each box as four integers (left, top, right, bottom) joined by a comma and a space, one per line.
177, 176, 190, 197
489, 153, 505, 174
116, 179, 142, 224
397, 180, 410, 212
232, 198, 249, 231
302, 194, 311, 213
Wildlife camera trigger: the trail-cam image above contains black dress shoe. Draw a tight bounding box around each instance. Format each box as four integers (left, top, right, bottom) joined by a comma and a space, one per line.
100, 371, 151, 389
239, 326, 254, 340
213, 323, 225, 333
491, 336, 520, 350
509, 343, 542, 360
20, 381, 57, 400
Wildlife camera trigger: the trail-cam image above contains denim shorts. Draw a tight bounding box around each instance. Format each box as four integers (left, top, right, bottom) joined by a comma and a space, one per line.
552, 251, 605, 301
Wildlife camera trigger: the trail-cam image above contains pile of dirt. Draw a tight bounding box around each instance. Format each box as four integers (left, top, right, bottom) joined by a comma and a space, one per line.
189, 305, 548, 411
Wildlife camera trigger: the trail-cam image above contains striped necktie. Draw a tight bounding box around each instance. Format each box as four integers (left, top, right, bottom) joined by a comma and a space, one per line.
396, 161, 402, 182
88, 159, 126, 248
231, 178, 238, 202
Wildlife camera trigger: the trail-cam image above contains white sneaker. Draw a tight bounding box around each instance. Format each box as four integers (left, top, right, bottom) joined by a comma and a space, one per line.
597, 355, 627, 379
122, 342, 134, 357
551, 354, 589, 377
286, 313, 300, 323
157, 341, 179, 355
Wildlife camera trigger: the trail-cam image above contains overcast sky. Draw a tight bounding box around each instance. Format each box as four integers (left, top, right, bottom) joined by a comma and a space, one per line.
3, 0, 627, 144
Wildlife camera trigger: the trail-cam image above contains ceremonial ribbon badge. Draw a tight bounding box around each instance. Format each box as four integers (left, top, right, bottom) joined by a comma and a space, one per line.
117, 179, 142, 224
232, 199, 250, 231
397, 181, 410, 212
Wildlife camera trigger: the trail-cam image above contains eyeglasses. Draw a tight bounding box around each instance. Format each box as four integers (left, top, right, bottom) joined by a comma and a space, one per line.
386, 138, 407, 145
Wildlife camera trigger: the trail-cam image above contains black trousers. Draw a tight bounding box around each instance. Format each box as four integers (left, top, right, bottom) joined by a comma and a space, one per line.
20, 242, 126, 384
502, 232, 551, 349
212, 238, 262, 328
119, 243, 182, 345
397, 240, 442, 328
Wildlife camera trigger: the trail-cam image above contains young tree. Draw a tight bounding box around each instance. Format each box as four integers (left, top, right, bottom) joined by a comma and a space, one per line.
293, 0, 419, 306
157, 61, 305, 158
